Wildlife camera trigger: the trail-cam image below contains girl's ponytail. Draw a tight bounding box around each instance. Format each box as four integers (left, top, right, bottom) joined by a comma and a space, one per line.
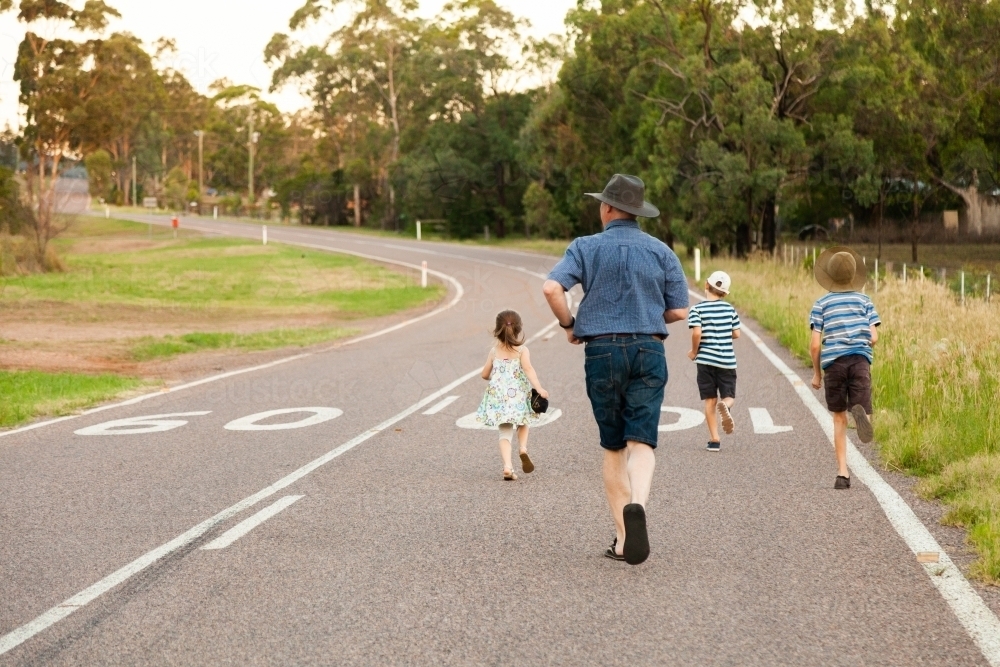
493, 310, 525, 348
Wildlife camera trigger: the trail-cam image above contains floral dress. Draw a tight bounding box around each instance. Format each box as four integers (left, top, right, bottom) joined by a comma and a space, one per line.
476, 347, 536, 427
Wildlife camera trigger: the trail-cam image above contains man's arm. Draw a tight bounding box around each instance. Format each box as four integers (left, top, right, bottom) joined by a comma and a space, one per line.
810, 329, 823, 389
664, 308, 688, 324
542, 280, 580, 345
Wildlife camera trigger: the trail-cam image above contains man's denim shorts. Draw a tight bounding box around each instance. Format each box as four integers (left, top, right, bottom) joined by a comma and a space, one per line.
583, 335, 667, 451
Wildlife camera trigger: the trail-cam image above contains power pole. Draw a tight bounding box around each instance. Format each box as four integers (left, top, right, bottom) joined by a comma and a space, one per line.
247, 113, 258, 213
194, 130, 204, 213
131, 155, 137, 207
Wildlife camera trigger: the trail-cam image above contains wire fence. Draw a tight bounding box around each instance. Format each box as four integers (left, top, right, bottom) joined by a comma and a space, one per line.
778, 243, 994, 305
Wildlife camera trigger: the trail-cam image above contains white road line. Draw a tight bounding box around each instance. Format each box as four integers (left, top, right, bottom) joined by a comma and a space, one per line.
201, 496, 304, 550
689, 289, 1000, 665
423, 396, 459, 415
0, 317, 561, 657
748, 408, 792, 434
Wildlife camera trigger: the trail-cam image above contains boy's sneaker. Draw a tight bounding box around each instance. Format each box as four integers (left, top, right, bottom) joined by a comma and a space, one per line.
717, 402, 735, 435
851, 405, 874, 443
706, 441, 721, 452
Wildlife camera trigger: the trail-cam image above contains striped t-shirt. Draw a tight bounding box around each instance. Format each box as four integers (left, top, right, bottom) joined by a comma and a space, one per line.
688, 300, 741, 369
809, 292, 881, 369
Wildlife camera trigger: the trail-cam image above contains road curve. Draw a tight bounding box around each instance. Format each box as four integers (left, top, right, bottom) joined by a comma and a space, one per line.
0, 214, 995, 666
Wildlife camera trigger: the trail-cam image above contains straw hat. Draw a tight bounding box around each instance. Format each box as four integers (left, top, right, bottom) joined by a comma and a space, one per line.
814, 246, 867, 293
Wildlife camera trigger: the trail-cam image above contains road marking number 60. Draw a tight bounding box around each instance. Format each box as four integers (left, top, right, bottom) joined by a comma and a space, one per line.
74, 408, 342, 436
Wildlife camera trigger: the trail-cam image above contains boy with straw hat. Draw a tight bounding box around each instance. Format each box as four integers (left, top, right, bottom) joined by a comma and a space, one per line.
809, 246, 882, 489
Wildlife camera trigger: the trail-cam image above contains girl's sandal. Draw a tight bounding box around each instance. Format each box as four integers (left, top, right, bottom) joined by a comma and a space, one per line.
503, 470, 517, 481
519, 452, 535, 474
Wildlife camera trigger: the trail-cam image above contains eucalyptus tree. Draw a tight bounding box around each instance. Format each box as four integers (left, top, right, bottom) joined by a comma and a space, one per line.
268, 0, 423, 228
13, 0, 121, 265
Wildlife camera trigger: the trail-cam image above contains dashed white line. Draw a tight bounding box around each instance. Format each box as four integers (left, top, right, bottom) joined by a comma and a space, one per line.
423, 396, 460, 415
201, 496, 304, 550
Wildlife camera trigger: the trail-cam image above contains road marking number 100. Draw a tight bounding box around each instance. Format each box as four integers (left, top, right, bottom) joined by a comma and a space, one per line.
74, 408, 343, 436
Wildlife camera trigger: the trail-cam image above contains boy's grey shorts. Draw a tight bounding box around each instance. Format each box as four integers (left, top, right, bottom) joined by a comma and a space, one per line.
696, 364, 737, 400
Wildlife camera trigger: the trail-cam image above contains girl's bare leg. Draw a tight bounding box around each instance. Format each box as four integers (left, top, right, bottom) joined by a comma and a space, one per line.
499, 438, 513, 473
517, 425, 529, 454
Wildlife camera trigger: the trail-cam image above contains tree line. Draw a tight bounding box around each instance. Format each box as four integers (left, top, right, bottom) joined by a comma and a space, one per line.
2, 0, 999, 268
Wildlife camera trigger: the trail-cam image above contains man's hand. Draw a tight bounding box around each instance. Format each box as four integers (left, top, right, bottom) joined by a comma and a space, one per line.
811, 372, 822, 390
687, 349, 697, 361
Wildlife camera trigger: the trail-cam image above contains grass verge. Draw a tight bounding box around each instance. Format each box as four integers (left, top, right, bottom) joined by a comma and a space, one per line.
131, 327, 357, 361
693, 253, 1000, 583
0, 370, 145, 428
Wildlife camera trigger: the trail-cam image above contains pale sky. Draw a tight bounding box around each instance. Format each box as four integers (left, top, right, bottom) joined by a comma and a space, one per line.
0, 0, 577, 131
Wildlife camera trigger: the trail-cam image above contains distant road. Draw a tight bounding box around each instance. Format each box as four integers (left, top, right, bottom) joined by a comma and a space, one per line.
1, 212, 997, 666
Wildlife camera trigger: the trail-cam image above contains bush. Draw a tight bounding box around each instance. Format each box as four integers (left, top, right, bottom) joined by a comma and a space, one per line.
0, 167, 34, 236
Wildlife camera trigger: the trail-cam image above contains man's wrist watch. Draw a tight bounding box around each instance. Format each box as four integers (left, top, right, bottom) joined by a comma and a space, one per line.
560, 316, 575, 330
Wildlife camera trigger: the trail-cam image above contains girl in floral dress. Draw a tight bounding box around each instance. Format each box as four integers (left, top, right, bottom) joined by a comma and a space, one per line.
476, 310, 549, 480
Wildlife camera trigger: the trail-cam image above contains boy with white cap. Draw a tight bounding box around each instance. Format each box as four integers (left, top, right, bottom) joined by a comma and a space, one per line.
687, 271, 741, 452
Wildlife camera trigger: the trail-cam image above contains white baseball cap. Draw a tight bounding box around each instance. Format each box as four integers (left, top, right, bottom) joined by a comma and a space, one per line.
706, 271, 731, 294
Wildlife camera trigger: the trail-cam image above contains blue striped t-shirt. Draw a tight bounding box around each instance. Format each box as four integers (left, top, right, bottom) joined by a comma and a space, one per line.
809, 292, 881, 369
688, 300, 741, 369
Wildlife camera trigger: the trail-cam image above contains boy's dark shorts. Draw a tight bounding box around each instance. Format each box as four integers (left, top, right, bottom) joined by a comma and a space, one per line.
696, 364, 737, 400
823, 354, 872, 414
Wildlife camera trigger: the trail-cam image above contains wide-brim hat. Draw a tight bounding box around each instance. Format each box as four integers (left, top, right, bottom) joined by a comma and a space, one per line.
585, 174, 660, 218
814, 246, 867, 292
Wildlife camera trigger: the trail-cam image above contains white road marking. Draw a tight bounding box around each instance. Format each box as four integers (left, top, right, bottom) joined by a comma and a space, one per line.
201, 496, 304, 550
0, 317, 562, 657
689, 289, 1000, 665
423, 396, 459, 415
455, 408, 563, 430
223, 408, 343, 431
543, 331, 557, 341
658, 406, 705, 432
748, 408, 793, 434
74, 412, 212, 437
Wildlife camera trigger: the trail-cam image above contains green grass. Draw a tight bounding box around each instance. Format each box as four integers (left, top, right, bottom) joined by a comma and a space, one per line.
690, 252, 1000, 582
131, 327, 358, 361
2, 217, 445, 317
0, 370, 145, 428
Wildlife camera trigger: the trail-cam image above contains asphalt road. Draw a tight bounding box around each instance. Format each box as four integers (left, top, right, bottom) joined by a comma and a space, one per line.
1, 215, 997, 666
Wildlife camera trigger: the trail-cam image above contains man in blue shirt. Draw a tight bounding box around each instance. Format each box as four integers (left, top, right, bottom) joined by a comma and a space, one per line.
543, 174, 689, 565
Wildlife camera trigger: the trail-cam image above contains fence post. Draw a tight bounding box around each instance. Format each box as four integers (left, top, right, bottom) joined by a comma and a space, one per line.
694, 248, 701, 281
961, 271, 965, 305
920, 266, 924, 283
213, 206, 218, 220
421, 261, 428, 288
874, 258, 879, 294
812, 247, 816, 266
484, 225, 489, 241
416, 220, 422, 241
987, 273, 992, 303
902, 263, 906, 284
262, 225, 267, 245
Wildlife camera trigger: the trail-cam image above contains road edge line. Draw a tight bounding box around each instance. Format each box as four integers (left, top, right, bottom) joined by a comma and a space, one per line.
689, 289, 1000, 664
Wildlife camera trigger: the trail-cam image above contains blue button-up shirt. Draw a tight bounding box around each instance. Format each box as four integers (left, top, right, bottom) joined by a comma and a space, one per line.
548, 219, 689, 338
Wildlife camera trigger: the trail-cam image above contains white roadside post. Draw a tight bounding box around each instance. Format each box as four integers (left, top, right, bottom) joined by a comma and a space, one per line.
213, 206, 218, 220
694, 248, 701, 282
421, 261, 428, 288
903, 263, 907, 284
484, 225, 489, 241
812, 247, 816, 266
988, 273, 992, 303
961, 271, 966, 305
874, 258, 879, 294
262, 225, 267, 245
416, 220, 422, 241
104, 205, 109, 219
921, 265, 924, 282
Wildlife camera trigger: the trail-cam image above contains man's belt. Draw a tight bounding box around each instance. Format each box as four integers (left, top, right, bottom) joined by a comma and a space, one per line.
580, 333, 666, 342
